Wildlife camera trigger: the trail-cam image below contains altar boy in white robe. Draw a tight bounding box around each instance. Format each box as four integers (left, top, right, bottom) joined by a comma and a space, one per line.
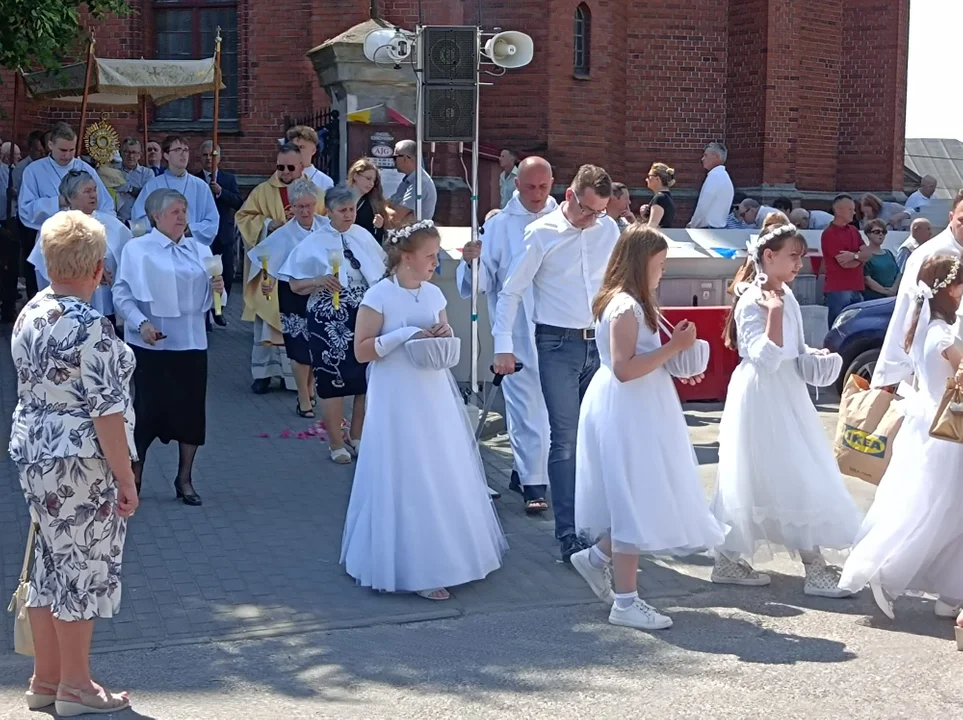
18, 123, 115, 245
130, 135, 219, 247
458, 156, 555, 514
872, 189, 963, 390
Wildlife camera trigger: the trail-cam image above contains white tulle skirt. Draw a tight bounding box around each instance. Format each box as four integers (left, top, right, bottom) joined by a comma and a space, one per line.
711, 358, 863, 561
576, 364, 726, 555
839, 397, 963, 600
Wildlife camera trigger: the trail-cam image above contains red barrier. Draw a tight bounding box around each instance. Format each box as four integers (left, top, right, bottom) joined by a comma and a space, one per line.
660, 306, 740, 402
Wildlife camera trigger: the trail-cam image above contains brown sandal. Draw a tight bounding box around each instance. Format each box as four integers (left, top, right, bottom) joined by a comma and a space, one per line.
25, 679, 58, 709
55, 683, 130, 717
525, 498, 548, 514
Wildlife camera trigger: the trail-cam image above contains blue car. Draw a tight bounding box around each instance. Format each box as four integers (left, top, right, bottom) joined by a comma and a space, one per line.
823, 296, 897, 394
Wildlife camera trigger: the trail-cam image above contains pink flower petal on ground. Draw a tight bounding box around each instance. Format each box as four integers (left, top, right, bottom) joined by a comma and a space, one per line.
257, 433, 270, 438
296, 431, 309, 439
280, 429, 293, 438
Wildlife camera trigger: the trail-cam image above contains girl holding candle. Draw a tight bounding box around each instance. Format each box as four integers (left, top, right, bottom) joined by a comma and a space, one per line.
277, 185, 386, 463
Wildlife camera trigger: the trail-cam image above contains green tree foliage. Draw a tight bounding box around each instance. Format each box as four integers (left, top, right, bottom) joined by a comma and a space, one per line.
0, 0, 130, 72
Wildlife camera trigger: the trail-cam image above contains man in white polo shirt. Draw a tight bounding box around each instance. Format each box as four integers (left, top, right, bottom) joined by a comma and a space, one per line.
688, 142, 734, 229
492, 164, 620, 563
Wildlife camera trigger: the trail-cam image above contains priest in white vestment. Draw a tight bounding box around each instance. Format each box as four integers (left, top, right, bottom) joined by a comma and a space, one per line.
872, 192, 963, 389
457, 156, 554, 513
130, 136, 219, 246
19, 122, 115, 238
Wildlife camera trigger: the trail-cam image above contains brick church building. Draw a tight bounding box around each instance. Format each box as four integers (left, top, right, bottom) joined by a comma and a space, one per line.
0, 0, 910, 224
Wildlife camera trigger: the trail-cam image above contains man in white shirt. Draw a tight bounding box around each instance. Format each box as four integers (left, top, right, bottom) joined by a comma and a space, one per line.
872, 190, 963, 389
497, 149, 519, 209
905, 175, 937, 213
688, 142, 734, 229
387, 139, 437, 224
286, 125, 334, 193
493, 164, 620, 562
458, 156, 556, 514
789, 207, 834, 230
114, 137, 156, 223
895, 217, 933, 272
131, 135, 220, 247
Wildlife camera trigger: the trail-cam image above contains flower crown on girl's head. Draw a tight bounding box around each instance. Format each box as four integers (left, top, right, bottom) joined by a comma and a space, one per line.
735, 223, 799, 295
387, 219, 435, 245
915, 256, 960, 301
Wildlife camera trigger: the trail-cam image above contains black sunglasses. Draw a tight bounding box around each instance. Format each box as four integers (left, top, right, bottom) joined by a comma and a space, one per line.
342, 246, 362, 271
276, 164, 298, 172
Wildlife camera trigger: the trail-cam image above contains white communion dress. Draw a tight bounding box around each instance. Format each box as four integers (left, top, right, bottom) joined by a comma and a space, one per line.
575, 292, 726, 555
340, 277, 507, 592
840, 320, 963, 600
711, 284, 863, 560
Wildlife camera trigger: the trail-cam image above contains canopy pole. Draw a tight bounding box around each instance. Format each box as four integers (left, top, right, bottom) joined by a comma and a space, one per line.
77, 37, 96, 155
211, 27, 222, 182
5, 72, 21, 222
140, 94, 148, 155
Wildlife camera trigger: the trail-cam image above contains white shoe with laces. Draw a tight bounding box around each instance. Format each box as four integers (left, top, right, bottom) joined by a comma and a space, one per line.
570, 548, 616, 604
803, 557, 853, 598
711, 554, 771, 587
608, 598, 673, 631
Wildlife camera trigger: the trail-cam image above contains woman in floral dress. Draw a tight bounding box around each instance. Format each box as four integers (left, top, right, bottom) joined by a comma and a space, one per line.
9, 211, 138, 716
278, 184, 387, 463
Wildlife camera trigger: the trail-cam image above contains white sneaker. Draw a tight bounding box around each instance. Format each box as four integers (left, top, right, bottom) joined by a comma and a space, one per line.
711, 554, 771, 587
935, 599, 961, 618
803, 558, 853, 598
608, 598, 673, 631
570, 548, 616, 604
870, 577, 895, 619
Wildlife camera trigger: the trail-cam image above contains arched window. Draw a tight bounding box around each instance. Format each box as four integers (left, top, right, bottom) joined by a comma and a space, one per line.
573, 4, 591, 76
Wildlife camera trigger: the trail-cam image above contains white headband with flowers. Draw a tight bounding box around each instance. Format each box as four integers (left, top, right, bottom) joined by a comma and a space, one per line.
735, 223, 799, 296
915, 256, 960, 301
388, 218, 435, 245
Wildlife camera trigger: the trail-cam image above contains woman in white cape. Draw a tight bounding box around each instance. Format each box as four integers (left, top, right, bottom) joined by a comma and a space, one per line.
248, 179, 329, 417
277, 184, 386, 462
29, 170, 131, 320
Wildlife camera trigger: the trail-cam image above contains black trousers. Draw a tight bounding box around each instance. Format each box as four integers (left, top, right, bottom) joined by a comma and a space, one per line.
0, 221, 21, 320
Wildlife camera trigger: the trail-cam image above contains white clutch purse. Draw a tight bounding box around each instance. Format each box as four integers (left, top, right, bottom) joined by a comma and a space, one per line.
659, 315, 711, 378
405, 336, 461, 371
797, 351, 843, 387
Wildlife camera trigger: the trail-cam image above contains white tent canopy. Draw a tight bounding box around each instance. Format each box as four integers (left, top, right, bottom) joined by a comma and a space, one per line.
23, 57, 224, 107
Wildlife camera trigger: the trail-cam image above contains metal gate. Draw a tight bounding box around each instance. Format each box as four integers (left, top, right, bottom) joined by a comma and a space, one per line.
283, 109, 341, 183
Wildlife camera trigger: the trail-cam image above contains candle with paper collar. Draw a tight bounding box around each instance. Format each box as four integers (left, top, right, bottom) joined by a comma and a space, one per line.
203, 255, 224, 315
328, 249, 344, 310
260, 256, 271, 300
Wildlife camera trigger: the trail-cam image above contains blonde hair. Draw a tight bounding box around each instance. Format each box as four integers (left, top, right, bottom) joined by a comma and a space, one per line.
347, 157, 386, 215
285, 125, 319, 146
648, 162, 676, 188
41, 211, 106, 281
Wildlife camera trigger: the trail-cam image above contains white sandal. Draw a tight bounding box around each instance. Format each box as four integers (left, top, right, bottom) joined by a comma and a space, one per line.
344, 437, 362, 457
330, 447, 353, 464
416, 588, 450, 601
25, 679, 57, 709
55, 684, 130, 717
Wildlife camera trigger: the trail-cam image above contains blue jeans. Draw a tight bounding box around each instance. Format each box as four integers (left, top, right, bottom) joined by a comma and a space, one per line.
535, 326, 600, 542
825, 290, 863, 328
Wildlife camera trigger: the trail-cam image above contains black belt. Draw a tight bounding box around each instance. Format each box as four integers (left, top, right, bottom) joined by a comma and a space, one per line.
535, 324, 595, 341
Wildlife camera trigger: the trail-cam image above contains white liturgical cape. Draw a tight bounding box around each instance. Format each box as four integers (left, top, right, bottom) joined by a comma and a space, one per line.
456, 194, 556, 486
19, 157, 116, 231
130, 171, 220, 247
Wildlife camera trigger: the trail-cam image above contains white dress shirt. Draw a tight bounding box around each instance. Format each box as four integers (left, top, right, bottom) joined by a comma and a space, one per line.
905, 190, 932, 213
303, 165, 334, 193
19, 157, 116, 231
808, 210, 834, 230
493, 207, 620, 355
688, 165, 735, 229
113, 230, 213, 351
130, 171, 220, 246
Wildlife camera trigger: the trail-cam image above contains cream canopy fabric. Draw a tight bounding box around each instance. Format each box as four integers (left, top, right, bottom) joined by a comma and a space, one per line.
23, 57, 225, 107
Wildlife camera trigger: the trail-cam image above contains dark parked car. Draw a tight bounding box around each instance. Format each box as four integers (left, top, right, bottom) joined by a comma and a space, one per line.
823, 296, 896, 394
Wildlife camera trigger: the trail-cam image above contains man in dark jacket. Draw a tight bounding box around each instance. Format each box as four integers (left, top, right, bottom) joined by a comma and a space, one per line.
197, 140, 242, 326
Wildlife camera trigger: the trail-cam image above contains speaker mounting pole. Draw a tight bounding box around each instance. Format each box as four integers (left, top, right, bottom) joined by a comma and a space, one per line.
469, 24, 481, 398
415, 25, 424, 223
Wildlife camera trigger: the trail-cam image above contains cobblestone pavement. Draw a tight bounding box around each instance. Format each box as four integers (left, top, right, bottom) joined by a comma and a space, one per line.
0, 303, 701, 655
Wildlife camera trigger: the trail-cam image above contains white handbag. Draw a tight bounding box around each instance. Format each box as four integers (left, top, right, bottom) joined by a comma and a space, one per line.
7, 523, 36, 657
797, 351, 843, 387
658, 315, 710, 378
405, 336, 462, 371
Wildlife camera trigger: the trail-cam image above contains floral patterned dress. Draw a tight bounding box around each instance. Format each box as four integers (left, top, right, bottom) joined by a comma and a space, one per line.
9, 288, 136, 621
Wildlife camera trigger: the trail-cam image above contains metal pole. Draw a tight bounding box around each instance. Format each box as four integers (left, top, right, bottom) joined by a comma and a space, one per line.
140, 94, 148, 156
414, 26, 423, 222
211, 28, 223, 182
469, 26, 481, 395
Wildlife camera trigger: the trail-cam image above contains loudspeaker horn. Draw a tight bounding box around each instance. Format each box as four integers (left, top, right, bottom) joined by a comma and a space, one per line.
483, 31, 534, 69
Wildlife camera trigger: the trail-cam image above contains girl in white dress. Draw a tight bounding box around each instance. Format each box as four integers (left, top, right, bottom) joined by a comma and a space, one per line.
342, 220, 507, 600
839, 255, 963, 620
571, 225, 726, 631
711, 215, 863, 596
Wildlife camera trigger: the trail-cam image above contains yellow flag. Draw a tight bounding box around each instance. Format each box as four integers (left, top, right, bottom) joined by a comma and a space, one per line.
347, 109, 372, 124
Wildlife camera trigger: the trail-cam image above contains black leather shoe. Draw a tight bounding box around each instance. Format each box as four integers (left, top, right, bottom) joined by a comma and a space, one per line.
561, 535, 589, 564
212, 313, 227, 327
508, 470, 522, 495
251, 378, 271, 394
174, 479, 202, 506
